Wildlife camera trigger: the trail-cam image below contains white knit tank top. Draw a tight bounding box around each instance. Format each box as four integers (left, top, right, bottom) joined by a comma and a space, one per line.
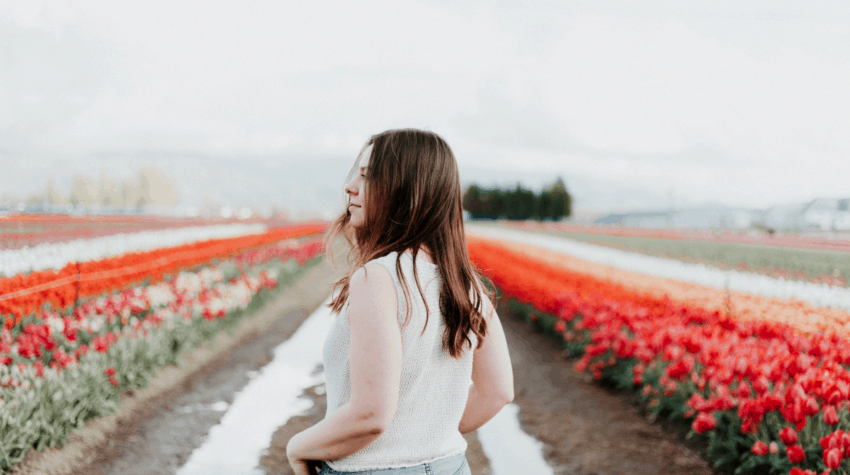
321, 251, 475, 471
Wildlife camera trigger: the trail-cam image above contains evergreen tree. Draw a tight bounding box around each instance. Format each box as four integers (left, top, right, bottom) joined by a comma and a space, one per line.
547, 177, 572, 220
505, 184, 536, 220
488, 189, 506, 219
537, 190, 551, 221
461, 178, 571, 221
463, 184, 484, 216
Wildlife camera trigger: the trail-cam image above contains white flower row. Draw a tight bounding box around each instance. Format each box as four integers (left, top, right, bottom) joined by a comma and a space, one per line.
468, 224, 850, 312
0, 223, 268, 278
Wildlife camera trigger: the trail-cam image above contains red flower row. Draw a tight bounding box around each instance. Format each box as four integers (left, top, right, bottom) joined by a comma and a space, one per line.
1, 224, 326, 326
468, 235, 850, 474
1, 236, 325, 391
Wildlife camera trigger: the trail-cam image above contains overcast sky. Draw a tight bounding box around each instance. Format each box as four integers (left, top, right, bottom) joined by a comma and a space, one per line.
2, 0, 849, 216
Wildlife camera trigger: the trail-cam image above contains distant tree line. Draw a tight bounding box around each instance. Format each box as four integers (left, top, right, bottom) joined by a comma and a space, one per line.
462, 177, 572, 220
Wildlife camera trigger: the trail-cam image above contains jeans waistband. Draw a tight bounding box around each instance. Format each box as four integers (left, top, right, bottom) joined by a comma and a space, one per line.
321, 451, 467, 474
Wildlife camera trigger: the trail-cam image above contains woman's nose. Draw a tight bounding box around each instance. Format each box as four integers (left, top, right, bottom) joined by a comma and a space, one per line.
345, 177, 358, 196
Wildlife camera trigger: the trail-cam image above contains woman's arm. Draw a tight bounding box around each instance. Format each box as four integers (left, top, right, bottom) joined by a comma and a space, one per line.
458, 287, 514, 434
285, 401, 386, 464
287, 263, 402, 463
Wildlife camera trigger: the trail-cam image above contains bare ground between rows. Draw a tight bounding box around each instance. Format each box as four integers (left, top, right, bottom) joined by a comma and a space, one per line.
496, 298, 719, 475
11, 257, 347, 475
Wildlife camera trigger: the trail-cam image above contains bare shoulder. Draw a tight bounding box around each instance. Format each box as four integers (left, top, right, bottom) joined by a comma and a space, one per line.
346, 262, 397, 325
349, 261, 394, 289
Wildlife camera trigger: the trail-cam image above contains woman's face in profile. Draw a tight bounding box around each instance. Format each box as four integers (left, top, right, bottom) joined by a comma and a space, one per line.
344, 144, 372, 229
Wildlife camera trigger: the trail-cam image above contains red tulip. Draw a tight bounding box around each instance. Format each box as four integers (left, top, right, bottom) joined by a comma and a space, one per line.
804, 396, 820, 417
666, 355, 695, 380
738, 382, 751, 399
825, 447, 842, 469
751, 441, 768, 456
788, 468, 816, 475
780, 427, 799, 445
825, 405, 840, 425
787, 444, 806, 463
692, 412, 716, 434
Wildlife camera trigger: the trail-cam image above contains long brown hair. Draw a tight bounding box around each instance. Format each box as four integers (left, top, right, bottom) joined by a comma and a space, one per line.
324, 128, 494, 359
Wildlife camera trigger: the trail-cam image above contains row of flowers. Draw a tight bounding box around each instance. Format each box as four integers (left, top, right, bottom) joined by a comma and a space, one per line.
0, 236, 325, 374
0, 222, 269, 277
533, 228, 849, 289
0, 236, 325, 474
0, 213, 220, 251
468, 225, 850, 337
468, 234, 850, 475
677, 256, 846, 289
0, 223, 326, 326
510, 220, 850, 254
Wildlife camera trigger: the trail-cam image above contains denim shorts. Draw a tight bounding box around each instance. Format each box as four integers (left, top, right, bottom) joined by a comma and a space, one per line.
318, 452, 471, 475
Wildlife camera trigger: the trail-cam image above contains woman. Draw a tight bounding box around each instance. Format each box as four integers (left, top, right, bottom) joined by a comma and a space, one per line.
285, 129, 514, 475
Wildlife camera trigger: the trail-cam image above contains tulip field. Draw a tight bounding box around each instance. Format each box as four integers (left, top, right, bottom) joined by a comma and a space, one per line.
0, 216, 327, 474
7, 214, 850, 475
467, 223, 850, 475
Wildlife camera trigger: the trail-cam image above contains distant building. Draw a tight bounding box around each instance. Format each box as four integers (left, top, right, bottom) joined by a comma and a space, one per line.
761, 203, 807, 230
756, 198, 850, 231
835, 211, 850, 231
593, 208, 755, 230
590, 200, 850, 232
720, 209, 753, 229
837, 199, 850, 231
801, 198, 840, 230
